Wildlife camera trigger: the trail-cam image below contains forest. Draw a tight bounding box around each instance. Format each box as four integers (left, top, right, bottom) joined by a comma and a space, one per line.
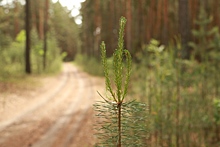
0, 0, 220, 146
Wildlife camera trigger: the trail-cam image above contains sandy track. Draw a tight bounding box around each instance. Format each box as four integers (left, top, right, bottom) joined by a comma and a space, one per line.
0, 63, 104, 147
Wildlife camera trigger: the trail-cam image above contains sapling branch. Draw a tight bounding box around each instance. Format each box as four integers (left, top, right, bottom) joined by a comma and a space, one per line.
94, 16, 147, 147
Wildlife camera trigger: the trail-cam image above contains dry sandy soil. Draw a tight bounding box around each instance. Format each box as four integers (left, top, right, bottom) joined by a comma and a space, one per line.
0, 63, 105, 147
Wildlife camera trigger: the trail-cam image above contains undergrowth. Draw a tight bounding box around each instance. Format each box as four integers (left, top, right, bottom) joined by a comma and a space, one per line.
0, 29, 63, 78
74, 54, 103, 76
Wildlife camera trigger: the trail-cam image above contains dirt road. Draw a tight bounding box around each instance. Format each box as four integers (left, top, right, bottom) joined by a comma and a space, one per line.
0, 63, 104, 147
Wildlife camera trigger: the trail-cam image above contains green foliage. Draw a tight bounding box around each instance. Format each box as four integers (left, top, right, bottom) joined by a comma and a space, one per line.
74, 54, 104, 76
0, 32, 12, 48
213, 99, 220, 125
94, 100, 147, 147
131, 36, 220, 146
30, 30, 63, 74
0, 31, 25, 77
16, 30, 26, 42
188, 6, 219, 61
0, 30, 63, 78
100, 17, 132, 103
94, 16, 147, 147
51, 2, 80, 61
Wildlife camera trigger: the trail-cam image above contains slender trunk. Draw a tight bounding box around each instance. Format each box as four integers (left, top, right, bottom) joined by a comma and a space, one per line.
178, 0, 191, 59
159, 89, 163, 147
126, 0, 132, 52
14, 0, 19, 38
213, 0, 219, 26
39, 0, 44, 39
94, 0, 101, 58
189, 0, 199, 42
155, 1, 162, 39
163, 0, 168, 43
142, 1, 147, 43
216, 124, 220, 142
138, 0, 143, 47
25, 0, 31, 74
43, 0, 49, 70
109, 0, 114, 56
118, 103, 122, 147
176, 62, 180, 147
147, 0, 155, 41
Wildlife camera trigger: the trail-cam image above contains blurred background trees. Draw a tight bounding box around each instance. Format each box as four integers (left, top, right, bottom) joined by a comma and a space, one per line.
80, 0, 220, 60
79, 1, 220, 146
0, 0, 79, 76
0, 0, 220, 146
1, 0, 219, 68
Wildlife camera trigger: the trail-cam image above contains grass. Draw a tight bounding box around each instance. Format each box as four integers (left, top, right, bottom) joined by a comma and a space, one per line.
74, 54, 104, 76
0, 69, 61, 95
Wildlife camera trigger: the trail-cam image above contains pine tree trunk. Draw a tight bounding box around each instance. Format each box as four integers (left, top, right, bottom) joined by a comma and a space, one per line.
43, 0, 49, 70
162, 0, 168, 43
118, 104, 122, 147
126, 0, 132, 52
39, 0, 44, 40
25, 0, 31, 74
178, 0, 191, 59
14, 0, 19, 38
94, 0, 101, 58
155, 1, 162, 39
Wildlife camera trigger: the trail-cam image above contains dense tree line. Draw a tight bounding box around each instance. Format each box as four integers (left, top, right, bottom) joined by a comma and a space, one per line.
80, 0, 220, 59
0, 0, 79, 74
0, 0, 79, 60
79, 1, 220, 146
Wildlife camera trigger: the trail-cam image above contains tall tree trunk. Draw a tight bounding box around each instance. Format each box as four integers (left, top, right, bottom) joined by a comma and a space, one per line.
162, 0, 168, 43
43, 0, 49, 70
94, 0, 101, 58
25, 0, 31, 74
178, 0, 191, 59
189, 0, 199, 42
126, 0, 132, 52
137, 0, 143, 47
32, 1, 37, 33
14, 0, 19, 38
213, 0, 219, 26
155, 1, 162, 39
109, 0, 115, 56
39, 0, 44, 39
142, 1, 147, 43
147, 0, 156, 41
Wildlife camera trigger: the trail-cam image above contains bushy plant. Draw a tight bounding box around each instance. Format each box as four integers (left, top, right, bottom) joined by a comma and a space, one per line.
0, 30, 25, 77
131, 34, 220, 146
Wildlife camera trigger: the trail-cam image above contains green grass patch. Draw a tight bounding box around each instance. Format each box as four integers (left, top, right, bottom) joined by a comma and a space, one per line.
74, 54, 104, 76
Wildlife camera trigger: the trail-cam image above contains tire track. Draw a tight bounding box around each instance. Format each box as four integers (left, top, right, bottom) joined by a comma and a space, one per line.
0, 69, 68, 132
32, 69, 85, 147
0, 63, 98, 147
53, 74, 94, 147
0, 64, 81, 146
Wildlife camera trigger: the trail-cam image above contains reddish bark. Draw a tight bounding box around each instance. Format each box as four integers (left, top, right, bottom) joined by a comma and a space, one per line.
126, 0, 132, 52
38, 0, 44, 40
155, 1, 162, 39
163, 0, 168, 43
14, 0, 19, 38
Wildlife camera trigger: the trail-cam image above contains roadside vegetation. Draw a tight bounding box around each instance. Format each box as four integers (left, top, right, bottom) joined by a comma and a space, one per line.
78, 4, 220, 146
1, 0, 220, 146
0, 1, 79, 82
0, 1, 79, 102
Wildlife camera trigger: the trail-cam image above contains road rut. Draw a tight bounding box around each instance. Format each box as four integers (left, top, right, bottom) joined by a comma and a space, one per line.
0, 63, 104, 147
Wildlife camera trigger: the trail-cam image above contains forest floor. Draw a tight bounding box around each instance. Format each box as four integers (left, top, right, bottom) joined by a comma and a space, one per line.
0, 63, 105, 147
